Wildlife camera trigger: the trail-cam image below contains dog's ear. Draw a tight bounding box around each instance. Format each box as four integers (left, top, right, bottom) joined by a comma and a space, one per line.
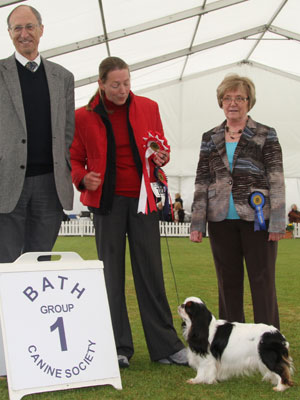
186, 302, 212, 356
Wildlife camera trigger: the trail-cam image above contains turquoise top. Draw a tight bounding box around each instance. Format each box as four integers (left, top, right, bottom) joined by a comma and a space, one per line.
225, 142, 240, 219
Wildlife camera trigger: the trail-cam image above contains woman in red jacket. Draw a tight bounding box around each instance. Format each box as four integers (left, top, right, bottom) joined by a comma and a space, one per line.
70, 57, 186, 369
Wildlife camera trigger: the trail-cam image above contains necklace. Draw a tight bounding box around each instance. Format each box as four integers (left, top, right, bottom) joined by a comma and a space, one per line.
225, 125, 243, 140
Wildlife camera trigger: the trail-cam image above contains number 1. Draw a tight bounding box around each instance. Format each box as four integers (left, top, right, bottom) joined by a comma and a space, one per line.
50, 317, 68, 351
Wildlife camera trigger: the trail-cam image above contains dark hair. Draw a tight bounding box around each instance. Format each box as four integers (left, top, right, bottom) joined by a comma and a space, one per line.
87, 56, 129, 110
7, 5, 42, 28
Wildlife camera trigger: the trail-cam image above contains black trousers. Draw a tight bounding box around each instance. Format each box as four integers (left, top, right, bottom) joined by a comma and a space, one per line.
93, 195, 184, 361
208, 219, 280, 329
0, 173, 63, 263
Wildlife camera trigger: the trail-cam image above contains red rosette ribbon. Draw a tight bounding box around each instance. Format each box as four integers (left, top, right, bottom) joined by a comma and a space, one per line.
138, 131, 169, 214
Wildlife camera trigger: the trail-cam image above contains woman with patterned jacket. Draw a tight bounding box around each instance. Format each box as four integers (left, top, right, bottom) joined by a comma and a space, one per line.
190, 74, 285, 329
70, 57, 187, 369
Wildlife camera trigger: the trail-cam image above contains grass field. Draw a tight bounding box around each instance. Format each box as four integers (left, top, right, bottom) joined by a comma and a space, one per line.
0, 236, 299, 399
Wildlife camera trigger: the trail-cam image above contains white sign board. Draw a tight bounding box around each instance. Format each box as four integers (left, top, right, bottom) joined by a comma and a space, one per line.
0, 252, 122, 400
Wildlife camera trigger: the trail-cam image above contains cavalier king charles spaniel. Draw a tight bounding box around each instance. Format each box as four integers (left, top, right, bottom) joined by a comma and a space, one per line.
178, 297, 293, 392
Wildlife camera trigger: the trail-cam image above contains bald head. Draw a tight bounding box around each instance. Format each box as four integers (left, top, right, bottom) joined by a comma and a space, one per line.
7, 5, 42, 28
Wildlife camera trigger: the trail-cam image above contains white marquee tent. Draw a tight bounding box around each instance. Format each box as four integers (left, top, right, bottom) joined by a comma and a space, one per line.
1, 0, 299, 217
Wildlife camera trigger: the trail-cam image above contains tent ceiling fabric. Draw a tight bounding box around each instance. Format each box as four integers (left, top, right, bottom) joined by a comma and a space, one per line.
1, 0, 299, 107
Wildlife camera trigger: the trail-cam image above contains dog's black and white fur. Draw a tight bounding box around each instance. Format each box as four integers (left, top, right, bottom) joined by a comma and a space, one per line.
178, 297, 293, 391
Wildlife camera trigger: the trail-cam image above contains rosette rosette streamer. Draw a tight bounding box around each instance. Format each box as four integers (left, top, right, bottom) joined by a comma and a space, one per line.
249, 191, 266, 231
137, 131, 170, 214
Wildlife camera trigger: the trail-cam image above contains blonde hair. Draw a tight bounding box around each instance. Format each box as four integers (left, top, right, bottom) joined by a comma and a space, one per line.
98, 56, 129, 83
217, 74, 256, 111
174, 201, 182, 211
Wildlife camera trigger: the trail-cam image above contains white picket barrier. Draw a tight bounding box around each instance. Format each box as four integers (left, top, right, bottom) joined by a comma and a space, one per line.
292, 223, 300, 238
59, 220, 300, 239
59, 220, 191, 237
159, 222, 191, 237
59, 219, 95, 236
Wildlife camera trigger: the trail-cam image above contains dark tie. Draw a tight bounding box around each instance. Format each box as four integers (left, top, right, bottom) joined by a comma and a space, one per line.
25, 61, 38, 72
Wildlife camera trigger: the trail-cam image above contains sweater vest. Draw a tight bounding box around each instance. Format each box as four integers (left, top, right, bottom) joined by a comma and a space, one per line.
16, 60, 53, 176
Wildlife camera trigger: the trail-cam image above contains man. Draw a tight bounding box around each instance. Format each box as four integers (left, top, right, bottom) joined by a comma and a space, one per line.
0, 5, 75, 262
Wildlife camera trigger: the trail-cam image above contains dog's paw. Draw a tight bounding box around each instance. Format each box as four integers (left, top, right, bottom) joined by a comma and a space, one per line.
273, 384, 290, 392
187, 378, 198, 385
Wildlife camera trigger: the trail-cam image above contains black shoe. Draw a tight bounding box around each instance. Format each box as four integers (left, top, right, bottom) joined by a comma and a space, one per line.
118, 355, 129, 368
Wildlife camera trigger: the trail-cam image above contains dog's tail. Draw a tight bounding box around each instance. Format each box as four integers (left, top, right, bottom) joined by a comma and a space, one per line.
259, 331, 293, 387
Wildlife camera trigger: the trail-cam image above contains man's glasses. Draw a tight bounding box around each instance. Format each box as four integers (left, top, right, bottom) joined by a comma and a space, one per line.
9, 23, 39, 34
222, 96, 249, 104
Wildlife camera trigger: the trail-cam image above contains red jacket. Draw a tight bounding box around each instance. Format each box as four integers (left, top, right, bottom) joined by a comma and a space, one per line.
70, 92, 169, 208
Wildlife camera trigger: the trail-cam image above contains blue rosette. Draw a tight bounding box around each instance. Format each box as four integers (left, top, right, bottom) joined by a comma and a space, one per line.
249, 191, 266, 231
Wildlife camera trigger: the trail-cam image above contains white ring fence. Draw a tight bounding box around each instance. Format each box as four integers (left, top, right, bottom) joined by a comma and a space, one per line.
59, 220, 191, 237
59, 220, 300, 238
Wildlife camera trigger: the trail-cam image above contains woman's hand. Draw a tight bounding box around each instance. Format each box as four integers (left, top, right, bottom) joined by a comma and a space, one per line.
190, 230, 203, 243
83, 172, 101, 191
268, 232, 285, 242
153, 150, 169, 167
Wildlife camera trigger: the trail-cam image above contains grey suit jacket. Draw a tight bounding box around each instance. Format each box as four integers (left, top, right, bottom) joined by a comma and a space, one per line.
0, 54, 75, 213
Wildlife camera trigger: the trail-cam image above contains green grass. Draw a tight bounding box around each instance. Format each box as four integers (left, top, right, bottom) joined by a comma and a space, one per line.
0, 237, 299, 399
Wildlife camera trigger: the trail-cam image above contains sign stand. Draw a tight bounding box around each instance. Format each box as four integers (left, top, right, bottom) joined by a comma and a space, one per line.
0, 326, 5, 376
0, 252, 122, 400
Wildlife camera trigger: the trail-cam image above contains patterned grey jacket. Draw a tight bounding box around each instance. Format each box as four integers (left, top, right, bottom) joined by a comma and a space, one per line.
191, 117, 285, 233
